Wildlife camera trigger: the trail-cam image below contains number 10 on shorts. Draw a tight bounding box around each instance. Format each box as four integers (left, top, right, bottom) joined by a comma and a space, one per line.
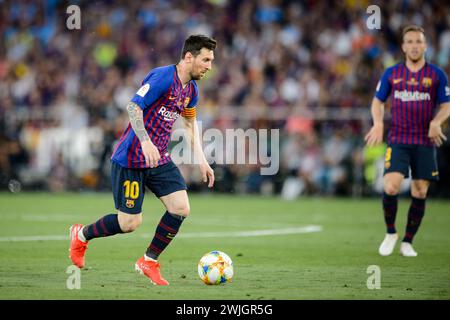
124, 180, 139, 208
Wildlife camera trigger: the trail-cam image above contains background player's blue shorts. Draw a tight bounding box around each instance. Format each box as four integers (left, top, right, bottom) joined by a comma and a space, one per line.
111, 160, 187, 214
383, 144, 439, 181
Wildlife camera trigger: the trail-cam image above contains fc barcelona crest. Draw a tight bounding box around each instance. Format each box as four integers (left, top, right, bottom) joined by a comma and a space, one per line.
126, 199, 135, 208
422, 77, 432, 87
407, 78, 418, 86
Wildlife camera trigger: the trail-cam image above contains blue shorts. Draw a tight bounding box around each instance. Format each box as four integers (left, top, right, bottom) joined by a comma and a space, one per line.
383, 144, 439, 181
111, 160, 187, 214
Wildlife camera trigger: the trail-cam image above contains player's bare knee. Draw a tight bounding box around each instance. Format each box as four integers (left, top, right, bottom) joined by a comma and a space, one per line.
118, 212, 142, 233
411, 181, 429, 199
411, 188, 427, 199
384, 184, 400, 196
123, 220, 142, 233
175, 205, 190, 218
170, 202, 190, 217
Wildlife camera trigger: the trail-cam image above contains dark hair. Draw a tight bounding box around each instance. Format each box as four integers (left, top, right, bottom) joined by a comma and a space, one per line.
402, 25, 425, 42
181, 35, 217, 59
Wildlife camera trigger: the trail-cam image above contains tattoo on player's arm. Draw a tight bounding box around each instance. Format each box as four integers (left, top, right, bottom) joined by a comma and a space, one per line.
126, 102, 149, 142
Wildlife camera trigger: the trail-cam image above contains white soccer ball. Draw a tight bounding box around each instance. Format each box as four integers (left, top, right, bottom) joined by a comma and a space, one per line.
197, 251, 234, 285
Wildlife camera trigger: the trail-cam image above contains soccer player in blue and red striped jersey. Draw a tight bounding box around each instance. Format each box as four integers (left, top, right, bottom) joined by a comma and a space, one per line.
69, 35, 217, 285
365, 25, 450, 257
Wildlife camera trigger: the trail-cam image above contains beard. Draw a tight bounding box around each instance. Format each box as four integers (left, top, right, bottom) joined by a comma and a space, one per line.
190, 73, 202, 80
408, 52, 424, 63
190, 71, 204, 81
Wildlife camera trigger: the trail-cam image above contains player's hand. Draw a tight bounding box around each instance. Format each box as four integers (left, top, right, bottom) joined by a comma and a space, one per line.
365, 124, 384, 147
428, 120, 447, 147
141, 140, 161, 168
199, 162, 214, 188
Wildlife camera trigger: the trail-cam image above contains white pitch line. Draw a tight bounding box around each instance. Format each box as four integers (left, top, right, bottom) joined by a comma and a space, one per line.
20, 214, 81, 222
0, 225, 322, 242
0, 235, 69, 242
176, 225, 322, 238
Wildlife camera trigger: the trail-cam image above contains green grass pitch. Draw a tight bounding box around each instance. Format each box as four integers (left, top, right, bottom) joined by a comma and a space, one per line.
0, 192, 449, 300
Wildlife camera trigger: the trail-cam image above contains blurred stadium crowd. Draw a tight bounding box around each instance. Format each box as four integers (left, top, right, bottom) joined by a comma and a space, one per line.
1, 0, 450, 197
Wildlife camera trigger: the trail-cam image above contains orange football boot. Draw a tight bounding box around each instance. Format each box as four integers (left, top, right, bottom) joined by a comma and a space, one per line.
69, 224, 88, 268
135, 256, 169, 286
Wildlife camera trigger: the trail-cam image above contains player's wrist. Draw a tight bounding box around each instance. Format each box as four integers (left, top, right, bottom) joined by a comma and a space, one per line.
141, 139, 154, 147
198, 158, 209, 167
373, 122, 383, 128
430, 119, 441, 127
373, 123, 384, 130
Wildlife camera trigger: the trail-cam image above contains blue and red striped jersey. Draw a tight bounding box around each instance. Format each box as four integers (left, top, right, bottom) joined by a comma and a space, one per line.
111, 65, 199, 168
375, 62, 450, 146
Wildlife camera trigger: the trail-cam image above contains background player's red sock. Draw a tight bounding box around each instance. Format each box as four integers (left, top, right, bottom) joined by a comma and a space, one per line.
403, 197, 426, 243
383, 192, 398, 234
145, 211, 185, 260
83, 214, 124, 241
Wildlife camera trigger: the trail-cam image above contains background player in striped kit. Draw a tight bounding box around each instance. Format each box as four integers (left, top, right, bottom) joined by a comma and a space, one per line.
365, 25, 450, 257
69, 35, 216, 285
